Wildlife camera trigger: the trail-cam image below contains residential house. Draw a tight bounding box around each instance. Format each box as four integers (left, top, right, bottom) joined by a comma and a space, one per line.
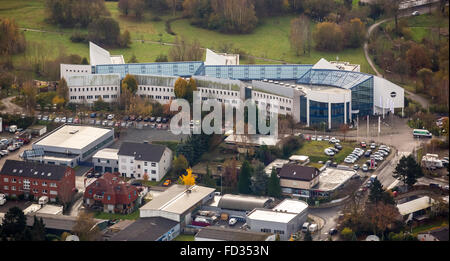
83, 172, 139, 214
0, 160, 76, 203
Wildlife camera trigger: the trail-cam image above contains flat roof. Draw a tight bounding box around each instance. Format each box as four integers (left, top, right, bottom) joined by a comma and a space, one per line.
316, 168, 356, 192
140, 185, 215, 215
273, 199, 308, 214
217, 194, 272, 211
397, 196, 435, 216
93, 148, 119, 160
247, 209, 298, 223
109, 217, 178, 241
264, 159, 289, 175
196, 226, 272, 241
37, 204, 63, 215
34, 125, 113, 150
225, 134, 279, 146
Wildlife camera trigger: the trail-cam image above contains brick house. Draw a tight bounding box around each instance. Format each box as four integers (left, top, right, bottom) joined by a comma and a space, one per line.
83, 172, 139, 214
0, 159, 76, 203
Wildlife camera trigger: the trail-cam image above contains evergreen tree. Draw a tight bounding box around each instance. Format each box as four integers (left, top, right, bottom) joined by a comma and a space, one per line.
268, 167, 281, 198
369, 179, 384, 204
393, 155, 424, 188
238, 160, 252, 194
0, 207, 28, 241
251, 162, 269, 196
30, 216, 46, 241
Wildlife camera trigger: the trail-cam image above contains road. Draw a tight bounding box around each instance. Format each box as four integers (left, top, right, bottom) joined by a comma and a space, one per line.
363, 4, 444, 109
309, 205, 343, 241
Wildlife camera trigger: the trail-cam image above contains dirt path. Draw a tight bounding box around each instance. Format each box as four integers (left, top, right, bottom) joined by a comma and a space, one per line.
0, 96, 25, 114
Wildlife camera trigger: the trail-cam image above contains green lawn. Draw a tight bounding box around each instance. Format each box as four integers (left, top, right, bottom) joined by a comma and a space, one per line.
93, 209, 140, 220
1, 0, 373, 72
173, 234, 195, 241
411, 219, 448, 235
296, 140, 359, 164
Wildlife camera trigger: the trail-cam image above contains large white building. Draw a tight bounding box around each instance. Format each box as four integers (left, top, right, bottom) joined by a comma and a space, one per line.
23, 125, 114, 167
246, 199, 308, 241
139, 184, 216, 226
61, 42, 405, 129
117, 142, 172, 181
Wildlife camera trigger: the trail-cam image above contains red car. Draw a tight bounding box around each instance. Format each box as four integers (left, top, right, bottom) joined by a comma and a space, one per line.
305, 135, 311, 141
360, 141, 367, 148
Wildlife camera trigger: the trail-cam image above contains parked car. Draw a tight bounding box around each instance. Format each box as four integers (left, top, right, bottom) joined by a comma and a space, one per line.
360, 141, 367, 148
108, 121, 114, 127
334, 143, 342, 150
143, 117, 150, 122
107, 114, 114, 120
412, 10, 420, 16
228, 218, 237, 226
324, 148, 335, 156
94, 173, 102, 178
54, 117, 60, 123
353, 164, 360, 170
162, 118, 168, 123
362, 164, 369, 172
364, 150, 372, 157
37, 115, 42, 120
317, 136, 323, 141
86, 172, 94, 178
42, 115, 49, 121
163, 179, 172, 187
137, 116, 143, 122
67, 117, 73, 123
324, 136, 330, 141
370, 143, 376, 149
329, 228, 338, 235
156, 117, 162, 123
150, 117, 156, 122
90, 113, 97, 118
311, 136, 317, 141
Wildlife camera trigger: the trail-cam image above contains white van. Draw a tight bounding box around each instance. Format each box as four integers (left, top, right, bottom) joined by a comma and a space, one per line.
308, 224, 318, 233
302, 222, 310, 232
0, 193, 6, 206
38, 196, 49, 205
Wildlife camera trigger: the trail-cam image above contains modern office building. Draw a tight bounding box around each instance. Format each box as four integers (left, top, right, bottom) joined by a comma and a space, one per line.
61, 42, 404, 129
23, 125, 114, 167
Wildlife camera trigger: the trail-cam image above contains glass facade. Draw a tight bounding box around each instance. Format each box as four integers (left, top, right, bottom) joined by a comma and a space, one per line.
309, 100, 328, 127
94, 62, 204, 78
300, 96, 307, 124
350, 78, 373, 117
296, 69, 372, 90
204, 64, 312, 80
331, 103, 345, 128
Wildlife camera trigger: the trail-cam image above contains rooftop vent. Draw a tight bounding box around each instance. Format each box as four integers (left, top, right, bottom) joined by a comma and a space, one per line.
293, 171, 296, 175
13, 169, 17, 173
48, 173, 52, 176
41, 172, 45, 175
34, 171, 38, 175
19, 170, 23, 173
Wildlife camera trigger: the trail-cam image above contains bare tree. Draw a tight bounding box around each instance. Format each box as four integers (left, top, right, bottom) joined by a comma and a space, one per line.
72, 211, 102, 241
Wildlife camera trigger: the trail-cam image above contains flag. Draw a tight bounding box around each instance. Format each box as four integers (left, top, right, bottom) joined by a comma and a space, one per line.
378, 116, 381, 133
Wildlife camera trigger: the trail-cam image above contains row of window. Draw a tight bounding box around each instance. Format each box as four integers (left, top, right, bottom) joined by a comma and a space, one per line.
139, 86, 173, 92
70, 87, 118, 92
254, 92, 291, 104
2, 178, 57, 187
70, 95, 118, 100
2, 186, 56, 195
139, 95, 172, 100
65, 69, 89, 73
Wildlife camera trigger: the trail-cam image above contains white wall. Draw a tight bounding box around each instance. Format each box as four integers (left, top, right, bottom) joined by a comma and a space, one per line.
69, 85, 120, 104
60, 64, 92, 80
373, 76, 405, 114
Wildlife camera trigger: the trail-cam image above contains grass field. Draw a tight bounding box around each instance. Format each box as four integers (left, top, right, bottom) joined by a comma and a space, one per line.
173, 234, 195, 241
1, 0, 373, 72
296, 140, 359, 164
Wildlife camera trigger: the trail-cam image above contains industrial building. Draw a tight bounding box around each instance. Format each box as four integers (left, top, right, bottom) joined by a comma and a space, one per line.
23, 125, 114, 167
246, 199, 308, 241
92, 148, 119, 174
61, 43, 404, 129
195, 226, 275, 241
139, 184, 216, 226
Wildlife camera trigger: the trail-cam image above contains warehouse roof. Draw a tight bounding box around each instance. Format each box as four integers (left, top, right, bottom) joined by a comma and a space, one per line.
397, 196, 435, 216
140, 185, 215, 215
0, 160, 69, 181
195, 226, 273, 241
247, 209, 298, 223
217, 194, 272, 211
109, 217, 178, 241
118, 142, 168, 162
273, 199, 308, 214
34, 125, 113, 151
26, 213, 105, 232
